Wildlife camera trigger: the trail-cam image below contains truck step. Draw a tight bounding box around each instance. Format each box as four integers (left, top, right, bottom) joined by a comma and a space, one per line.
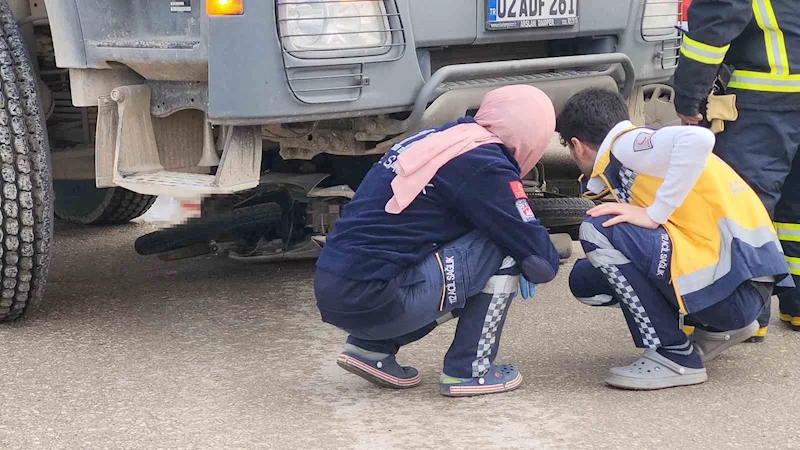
115, 171, 257, 197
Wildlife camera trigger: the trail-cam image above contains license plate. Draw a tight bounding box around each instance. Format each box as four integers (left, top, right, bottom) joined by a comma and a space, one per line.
486, 0, 579, 30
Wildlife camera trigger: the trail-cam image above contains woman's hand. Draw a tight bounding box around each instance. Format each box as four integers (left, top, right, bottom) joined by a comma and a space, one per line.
588, 202, 660, 229
518, 277, 536, 300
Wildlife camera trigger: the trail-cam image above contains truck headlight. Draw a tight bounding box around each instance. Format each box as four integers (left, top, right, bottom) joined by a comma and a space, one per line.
278, 0, 391, 59
641, 0, 681, 41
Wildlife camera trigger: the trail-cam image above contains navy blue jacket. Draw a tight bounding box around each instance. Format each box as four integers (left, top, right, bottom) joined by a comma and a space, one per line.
316, 118, 559, 285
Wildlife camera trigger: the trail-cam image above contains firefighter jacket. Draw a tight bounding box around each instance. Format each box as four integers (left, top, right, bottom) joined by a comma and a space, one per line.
673, 0, 800, 115
586, 121, 793, 314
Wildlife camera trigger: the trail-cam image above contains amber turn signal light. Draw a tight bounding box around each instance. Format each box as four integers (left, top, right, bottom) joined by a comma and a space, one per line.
207, 0, 243, 15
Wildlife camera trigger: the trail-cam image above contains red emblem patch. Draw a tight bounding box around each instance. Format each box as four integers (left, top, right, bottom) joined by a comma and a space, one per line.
633, 132, 654, 152
510, 181, 527, 200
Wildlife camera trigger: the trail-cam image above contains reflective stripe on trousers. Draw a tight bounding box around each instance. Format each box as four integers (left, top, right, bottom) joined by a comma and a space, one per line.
580, 221, 662, 348
776, 223, 800, 276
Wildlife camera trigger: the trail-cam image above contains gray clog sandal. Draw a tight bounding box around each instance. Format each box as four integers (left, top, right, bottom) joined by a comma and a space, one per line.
605, 349, 708, 390
692, 320, 759, 362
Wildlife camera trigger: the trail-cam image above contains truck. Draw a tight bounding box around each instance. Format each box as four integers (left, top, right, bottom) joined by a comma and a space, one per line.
0, 0, 684, 322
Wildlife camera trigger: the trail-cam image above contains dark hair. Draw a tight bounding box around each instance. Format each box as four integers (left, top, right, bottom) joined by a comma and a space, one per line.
556, 88, 629, 149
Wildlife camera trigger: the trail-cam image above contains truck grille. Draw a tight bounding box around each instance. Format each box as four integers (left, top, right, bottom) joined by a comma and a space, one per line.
430, 41, 548, 73
438, 70, 606, 92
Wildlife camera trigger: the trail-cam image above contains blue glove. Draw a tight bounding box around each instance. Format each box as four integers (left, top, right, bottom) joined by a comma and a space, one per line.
518, 277, 536, 300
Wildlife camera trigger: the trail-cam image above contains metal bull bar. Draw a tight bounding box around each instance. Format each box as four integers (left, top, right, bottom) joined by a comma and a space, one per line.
407, 53, 635, 131
372, 52, 635, 143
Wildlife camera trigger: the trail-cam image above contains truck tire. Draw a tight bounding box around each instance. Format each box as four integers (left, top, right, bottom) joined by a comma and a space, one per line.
529, 197, 595, 229
0, 1, 54, 322
54, 180, 156, 225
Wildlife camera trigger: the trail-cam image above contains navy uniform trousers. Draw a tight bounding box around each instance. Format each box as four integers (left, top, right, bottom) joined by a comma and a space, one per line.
714, 109, 800, 323
343, 230, 520, 379
570, 216, 768, 352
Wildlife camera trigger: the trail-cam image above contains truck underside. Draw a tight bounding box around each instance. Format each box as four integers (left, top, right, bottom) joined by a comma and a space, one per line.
41, 0, 680, 258
0, 0, 682, 321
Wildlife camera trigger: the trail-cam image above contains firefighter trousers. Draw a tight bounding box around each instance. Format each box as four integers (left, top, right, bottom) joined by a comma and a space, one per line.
714, 108, 800, 323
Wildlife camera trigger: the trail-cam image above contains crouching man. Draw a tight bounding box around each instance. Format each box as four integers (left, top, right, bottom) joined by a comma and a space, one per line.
558, 88, 793, 390
314, 86, 560, 397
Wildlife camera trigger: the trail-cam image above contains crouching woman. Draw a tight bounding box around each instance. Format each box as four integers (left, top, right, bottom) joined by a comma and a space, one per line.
315, 85, 560, 397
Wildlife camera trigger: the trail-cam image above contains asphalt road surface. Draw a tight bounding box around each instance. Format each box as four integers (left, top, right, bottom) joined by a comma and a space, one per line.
1, 222, 799, 449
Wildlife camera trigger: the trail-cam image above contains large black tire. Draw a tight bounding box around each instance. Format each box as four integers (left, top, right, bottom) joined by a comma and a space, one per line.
0, 2, 54, 322
529, 197, 595, 229
54, 179, 156, 225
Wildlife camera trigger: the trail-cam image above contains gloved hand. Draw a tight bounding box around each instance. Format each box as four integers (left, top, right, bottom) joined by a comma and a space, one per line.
518, 276, 536, 300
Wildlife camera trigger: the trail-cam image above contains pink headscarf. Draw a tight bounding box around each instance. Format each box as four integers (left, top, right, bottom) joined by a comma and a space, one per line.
385, 85, 556, 214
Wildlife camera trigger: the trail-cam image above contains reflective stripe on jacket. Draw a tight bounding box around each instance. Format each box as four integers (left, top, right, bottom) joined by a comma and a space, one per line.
674, 0, 800, 113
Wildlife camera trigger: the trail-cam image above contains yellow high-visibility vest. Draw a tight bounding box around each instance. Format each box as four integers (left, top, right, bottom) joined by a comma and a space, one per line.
591, 127, 789, 313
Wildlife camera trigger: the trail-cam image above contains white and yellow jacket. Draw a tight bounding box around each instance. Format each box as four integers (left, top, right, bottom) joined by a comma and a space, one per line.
587, 121, 793, 314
